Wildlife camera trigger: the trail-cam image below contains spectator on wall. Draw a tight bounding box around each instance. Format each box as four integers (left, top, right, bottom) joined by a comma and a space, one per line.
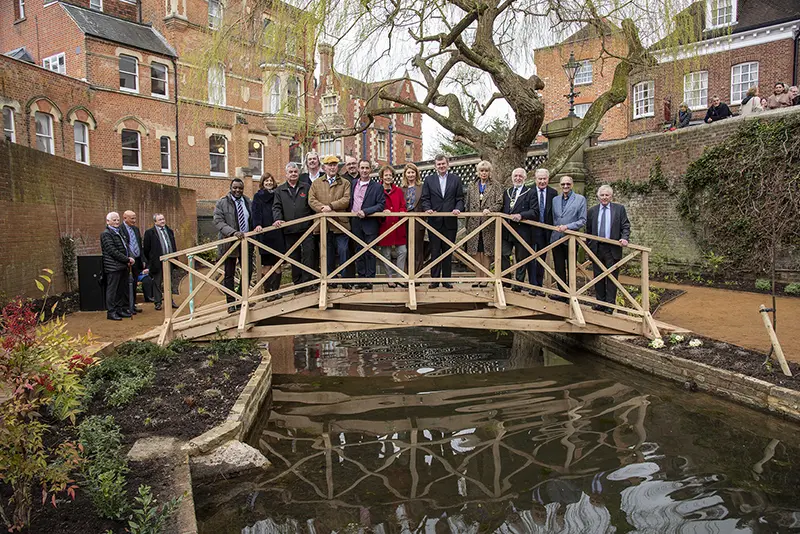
766, 82, 793, 109
790, 86, 800, 106
676, 102, 691, 128
740, 86, 763, 116
704, 96, 732, 123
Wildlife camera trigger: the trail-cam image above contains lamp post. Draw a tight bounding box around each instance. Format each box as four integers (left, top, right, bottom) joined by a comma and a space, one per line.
562, 51, 581, 118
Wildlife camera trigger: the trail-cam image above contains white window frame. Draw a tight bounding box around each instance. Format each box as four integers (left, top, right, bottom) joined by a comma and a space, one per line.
43, 53, 66, 74
287, 76, 300, 115
34, 112, 54, 154
404, 140, 413, 161
574, 103, 591, 119
119, 54, 139, 93
90, 0, 102, 10
730, 62, 758, 105
208, 0, 222, 29
322, 94, 338, 115
2, 107, 15, 143
632, 80, 655, 119
209, 134, 228, 176
574, 60, 593, 86
74, 122, 89, 164
160, 136, 171, 173
683, 71, 708, 111
18, 0, 25, 19
706, 0, 737, 29
403, 113, 413, 126
248, 139, 263, 177
121, 129, 141, 170
150, 63, 169, 98
376, 131, 387, 160
318, 134, 341, 158
269, 77, 281, 113
208, 64, 226, 106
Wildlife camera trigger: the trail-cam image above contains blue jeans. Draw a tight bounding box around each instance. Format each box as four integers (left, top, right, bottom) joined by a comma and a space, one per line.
326, 233, 349, 278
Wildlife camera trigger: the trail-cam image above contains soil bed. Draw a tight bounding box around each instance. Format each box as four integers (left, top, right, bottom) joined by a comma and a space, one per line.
647, 272, 800, 298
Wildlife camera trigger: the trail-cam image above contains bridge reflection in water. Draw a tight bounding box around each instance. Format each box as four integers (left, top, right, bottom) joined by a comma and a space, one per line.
194, 329, 800, 534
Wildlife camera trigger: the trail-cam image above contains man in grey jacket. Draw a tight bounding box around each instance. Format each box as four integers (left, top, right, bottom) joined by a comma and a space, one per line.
213, 178, 254, 313
550, 175, 587, 301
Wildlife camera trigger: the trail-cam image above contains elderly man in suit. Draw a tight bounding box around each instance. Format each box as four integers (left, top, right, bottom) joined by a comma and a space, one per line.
586, 185, 631, 313
550, 175, 587, 301
121, 210, 144, 314
349, 159, 386, 288
142, 213, 178, 311
273, 162, 316, 291
532, 168, 558, 289
214, 178, 253, 313
502, 168, 540, 294
100, 211, 134, 321
421, 154, 464, 289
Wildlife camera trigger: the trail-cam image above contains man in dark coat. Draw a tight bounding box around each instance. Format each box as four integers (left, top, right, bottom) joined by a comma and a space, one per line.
121, 210, 144, 313
349, 159, 386, 287
100, 211, 134, 321
586, 184, 631, 313
213, 178, 253, 313
502, 168, 540, 294
299, 151, 322, 186
704, 96, 732, 123
532, 168, 558, 289
142, 213, 178, 311
273, 162, 316, 290
421, 154, 464, 288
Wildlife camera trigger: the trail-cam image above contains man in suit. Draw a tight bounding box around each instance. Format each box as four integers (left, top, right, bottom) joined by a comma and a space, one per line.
502, 168, 540, 294
586, 185, 631, 313
100, 211, 134, 321
349, 159, 386, 288
531, 168, 559, 290
214, 178, 254, 313
421, 154, 464, 288
121, 210, 144, 314
142, 213, 178, 311
550, 175, 587, 301
273, 162, 316, 291
299, 151, 322, 185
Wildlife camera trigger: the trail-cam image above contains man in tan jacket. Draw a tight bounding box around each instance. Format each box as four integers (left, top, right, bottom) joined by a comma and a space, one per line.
309, 155, 352, 286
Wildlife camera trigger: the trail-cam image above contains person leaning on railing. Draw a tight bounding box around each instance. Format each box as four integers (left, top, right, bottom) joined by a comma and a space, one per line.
272, 162, 316, 292
349, 159, 386, 288
251, 173, 286, 296
464, 160, 503, 287
309, 155, 352, 288
377, 165, 408, 288
501, 168, 539, 295
421, 154, 464, 289
586, 185, 631, 314
213, 178, 254, 314
550, 175, 587, 302
531, 168, 558, 289
401, 163, 427, 274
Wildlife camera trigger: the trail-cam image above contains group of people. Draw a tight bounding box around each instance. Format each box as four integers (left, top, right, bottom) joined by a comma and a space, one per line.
100, 210, 177, 320
677, 83, 800, 127
213, 153, 631, 314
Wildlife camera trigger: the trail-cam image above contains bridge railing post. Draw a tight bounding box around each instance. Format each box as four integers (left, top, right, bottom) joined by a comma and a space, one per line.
237, 237, 250, 331
494, 215, 506, 308
320, 216, 328, 309
157, 256, 174, 346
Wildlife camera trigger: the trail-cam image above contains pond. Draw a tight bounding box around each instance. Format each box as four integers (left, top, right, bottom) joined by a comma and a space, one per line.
194, 328, 800, 533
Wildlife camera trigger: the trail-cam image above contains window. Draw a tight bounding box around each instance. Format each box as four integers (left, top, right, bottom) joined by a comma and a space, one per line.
43, 53, 65, 74
404, 140, 413, 161
151, 63, 168, 98
74, 122, 89, 164
318, 134, 341, 157
707, 0, 736, 28
208, 64, 226, 106
160, 136, 171, 172
90, 0, 102, 10
289, 142, 303, 165
287, 76, 300, 115
633, 81, 655, 118
208, 0, 222, 29
269, 77, 281, 113
574, 60, 593, 86
248, 139, 263, 177
35, 112, 54, 154
403, 113, 413, 126
574, 103, 591, 118
322, 95, 338, 115
376, 131, 386, 160
119, 55, 138, 93
209, 134, 227, 176
121, 129, 141, 170
18, 0, 25, 19
2, 107, 14, 143
683, 71, 708, 110
730, 62, 758, 104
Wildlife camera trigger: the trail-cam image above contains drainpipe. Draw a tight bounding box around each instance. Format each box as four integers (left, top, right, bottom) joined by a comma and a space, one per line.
388, 123, 393, 166
361, 124, 367, 160
172, 58, 181, 188
793, 28, 799, 85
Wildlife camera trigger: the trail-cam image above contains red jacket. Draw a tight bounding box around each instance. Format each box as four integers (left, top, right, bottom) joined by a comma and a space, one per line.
378, 185, 407, 246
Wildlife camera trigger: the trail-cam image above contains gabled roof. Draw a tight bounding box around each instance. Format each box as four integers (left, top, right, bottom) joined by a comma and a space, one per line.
5, 46, 35, 63
61, 3, 177, 57
562, 18, 622, 44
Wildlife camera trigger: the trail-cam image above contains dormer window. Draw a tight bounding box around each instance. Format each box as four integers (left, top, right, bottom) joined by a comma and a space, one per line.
322, 94, 338, 115
706, 0, 736, 29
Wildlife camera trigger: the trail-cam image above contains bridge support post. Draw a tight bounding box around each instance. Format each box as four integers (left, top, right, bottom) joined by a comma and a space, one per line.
568, 236, 585, 325
640, 250, 660, 338
407, 217, 417, 310
494, 217, 506, 309
157, 258, 174, 346
319, 216, 328, 310
238, 238, 250, 332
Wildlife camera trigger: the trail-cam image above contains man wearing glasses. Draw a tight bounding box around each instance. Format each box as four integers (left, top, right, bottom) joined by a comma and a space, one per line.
549, 176, 586, 301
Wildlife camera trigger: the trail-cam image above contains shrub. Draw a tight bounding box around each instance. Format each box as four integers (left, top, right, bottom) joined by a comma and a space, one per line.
84, 352, 155, 408
116, 341, 175, 363
755, 279, 771, 291
78, 416, 129, 519
127, 485, 182, 534
785, 283, 800, 296
209, 332, 256, 360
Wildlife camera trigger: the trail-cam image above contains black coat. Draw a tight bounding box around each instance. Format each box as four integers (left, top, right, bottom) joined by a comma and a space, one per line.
502, 186, 539, 242
705, 103, 731, 122
420, 172, 465, 230
349, 179, 386, 235
142, 225, 177, 275
586, 202, 631, 261
120, 223, 143, 259
272, 180, 313, 235
252, 188, 286, 253
531, 185, 558, 243
100, 226, 129, 273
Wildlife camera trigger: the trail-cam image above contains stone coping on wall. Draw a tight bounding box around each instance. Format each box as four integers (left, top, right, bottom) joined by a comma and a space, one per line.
520, 332, 800, 423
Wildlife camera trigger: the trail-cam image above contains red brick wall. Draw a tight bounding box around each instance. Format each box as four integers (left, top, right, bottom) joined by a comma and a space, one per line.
66, 0, 140, 22
0, 138, 196, 299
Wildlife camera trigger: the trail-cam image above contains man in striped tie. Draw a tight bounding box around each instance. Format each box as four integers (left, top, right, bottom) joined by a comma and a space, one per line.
213, 178, 254, 314
586, 185, 631, 313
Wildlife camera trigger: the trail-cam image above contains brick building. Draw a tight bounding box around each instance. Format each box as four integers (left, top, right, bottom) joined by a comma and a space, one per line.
313, 43, 423, 166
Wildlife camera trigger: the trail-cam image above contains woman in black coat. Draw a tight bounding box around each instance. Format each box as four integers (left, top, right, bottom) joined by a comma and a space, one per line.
252, 173, 286, 295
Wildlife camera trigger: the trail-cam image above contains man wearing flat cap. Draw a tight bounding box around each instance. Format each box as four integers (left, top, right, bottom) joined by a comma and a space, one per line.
309, 155, 352, 286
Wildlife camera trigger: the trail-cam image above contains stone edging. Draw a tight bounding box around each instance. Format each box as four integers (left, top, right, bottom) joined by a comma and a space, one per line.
520, 332, 800, 422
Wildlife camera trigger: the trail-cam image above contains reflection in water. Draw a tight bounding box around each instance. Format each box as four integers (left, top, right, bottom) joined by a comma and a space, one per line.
195, 329, 800, 534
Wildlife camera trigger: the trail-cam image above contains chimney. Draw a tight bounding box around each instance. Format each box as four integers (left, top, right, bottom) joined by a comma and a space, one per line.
318, 43, 334, 75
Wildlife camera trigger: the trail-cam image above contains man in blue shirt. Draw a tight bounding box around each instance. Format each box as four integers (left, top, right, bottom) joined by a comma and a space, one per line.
586, 185, 631, 313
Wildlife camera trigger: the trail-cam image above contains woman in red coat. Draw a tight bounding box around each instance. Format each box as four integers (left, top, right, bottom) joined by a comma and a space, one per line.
377, 165, 407, 287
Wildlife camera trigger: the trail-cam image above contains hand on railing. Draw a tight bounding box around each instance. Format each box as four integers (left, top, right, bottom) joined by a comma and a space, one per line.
273, 220, 285, 228
620, 239, 629, 247
233, 231, 245, 239
511, 214, 522, 222
356, 210, 366, 218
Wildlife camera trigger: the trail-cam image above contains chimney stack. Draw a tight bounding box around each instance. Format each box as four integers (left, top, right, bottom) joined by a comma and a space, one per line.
318, 43, 334, 75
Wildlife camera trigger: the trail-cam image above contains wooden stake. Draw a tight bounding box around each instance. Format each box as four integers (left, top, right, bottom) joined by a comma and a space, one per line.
760, 305, 792, 376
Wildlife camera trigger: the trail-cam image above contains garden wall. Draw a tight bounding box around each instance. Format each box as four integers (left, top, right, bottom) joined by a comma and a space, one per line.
0, 139, 197, 299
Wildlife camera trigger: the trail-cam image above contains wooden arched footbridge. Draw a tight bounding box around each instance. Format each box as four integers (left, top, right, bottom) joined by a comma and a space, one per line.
144, 213, 680, 345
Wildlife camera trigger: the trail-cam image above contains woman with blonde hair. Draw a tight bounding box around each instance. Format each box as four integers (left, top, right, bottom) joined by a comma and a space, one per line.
464, 160, 503, 287
740, 85, 763, 116
401, 163, 427, 274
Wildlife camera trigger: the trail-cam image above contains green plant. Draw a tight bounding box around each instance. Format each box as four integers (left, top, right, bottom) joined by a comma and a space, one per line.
167, 337, 192, 353
702, 251, 727, 278
222, 371, 231, 381
785, 283, 800, 295
755, 279, 771, 291
209, 331, 256, 360
127, 485, 182, 534
78, 416, 129, 519
59, 235, 78, 292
